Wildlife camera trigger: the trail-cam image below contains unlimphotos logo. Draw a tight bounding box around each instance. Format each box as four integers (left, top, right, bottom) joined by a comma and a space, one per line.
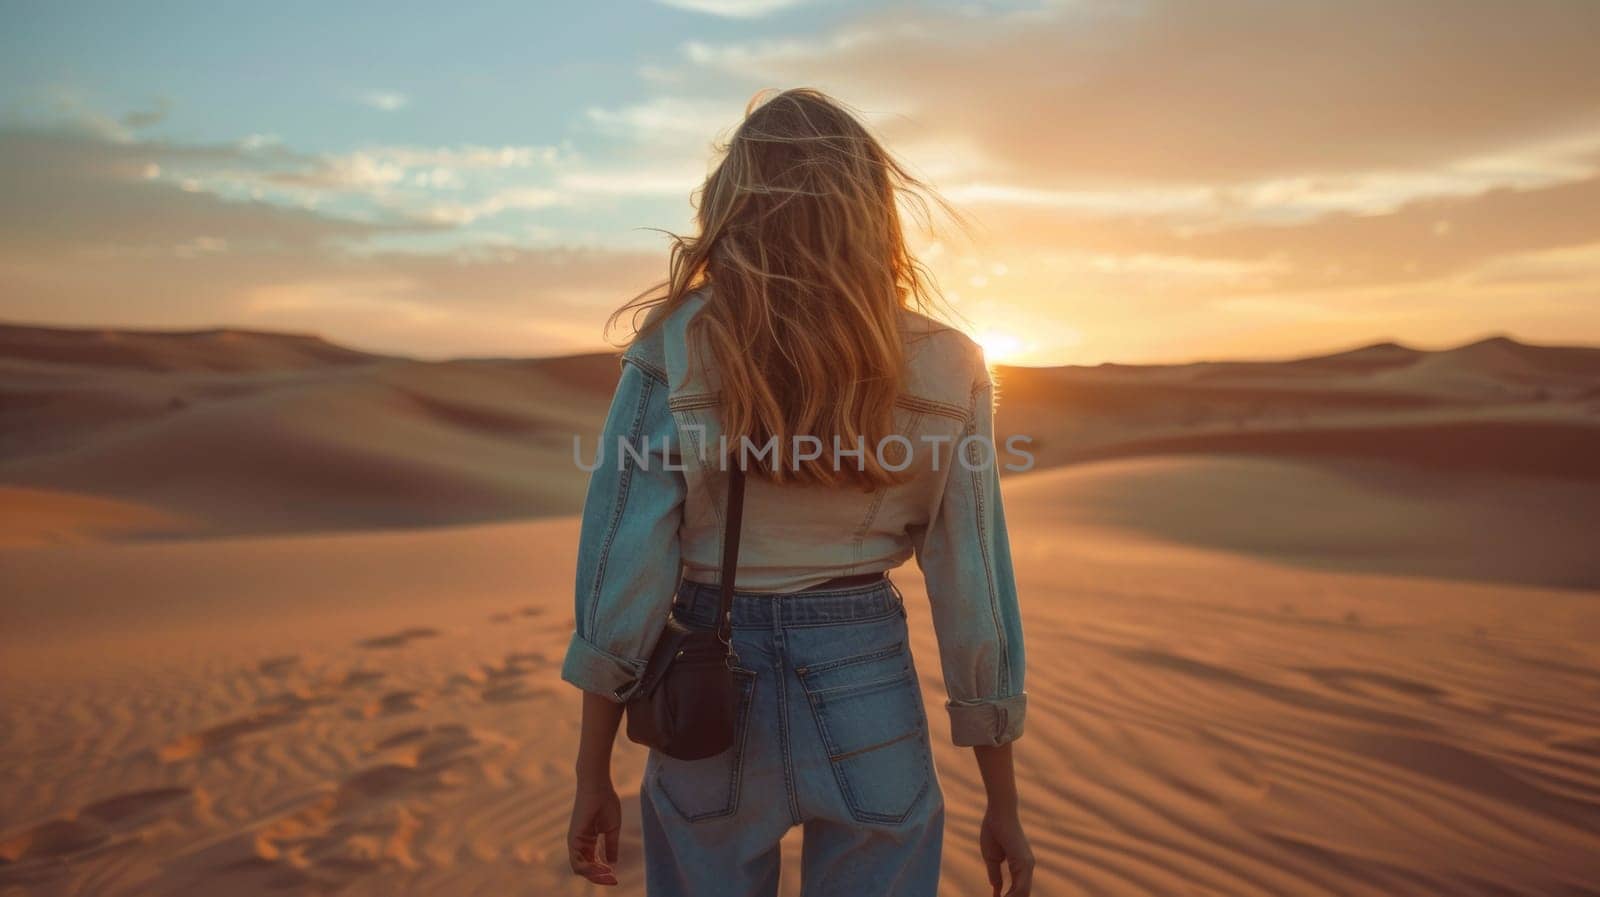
574, 431, 1035, 474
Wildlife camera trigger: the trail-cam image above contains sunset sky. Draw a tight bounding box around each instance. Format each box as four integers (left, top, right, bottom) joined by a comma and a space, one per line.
3, 0, 1599, 365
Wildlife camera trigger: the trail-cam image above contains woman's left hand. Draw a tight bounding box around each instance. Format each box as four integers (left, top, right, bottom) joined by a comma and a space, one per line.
568, 781, 622, 886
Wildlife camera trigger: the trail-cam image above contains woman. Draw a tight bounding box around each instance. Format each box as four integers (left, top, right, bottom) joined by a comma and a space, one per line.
561, 88, 1032, 897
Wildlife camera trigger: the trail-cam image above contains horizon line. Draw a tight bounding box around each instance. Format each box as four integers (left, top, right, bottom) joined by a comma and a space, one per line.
0, 318, 1589, 371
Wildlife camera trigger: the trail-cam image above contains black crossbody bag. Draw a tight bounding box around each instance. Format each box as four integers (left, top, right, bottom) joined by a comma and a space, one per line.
623, 466, 747, 761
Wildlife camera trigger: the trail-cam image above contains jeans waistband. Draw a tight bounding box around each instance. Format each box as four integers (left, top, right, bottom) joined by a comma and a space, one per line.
673, 578, 904, 629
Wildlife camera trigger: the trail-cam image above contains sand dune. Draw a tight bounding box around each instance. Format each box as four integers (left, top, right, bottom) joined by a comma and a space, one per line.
0, 486, 190, 546
4, 325, 1599, 587
1, 326, 616, 540
3, 324, 1599, 895
2, 491, 1597, 896
0, 324, 384, 373
991, 336, 1600, 476
1008, 456, 1600, 590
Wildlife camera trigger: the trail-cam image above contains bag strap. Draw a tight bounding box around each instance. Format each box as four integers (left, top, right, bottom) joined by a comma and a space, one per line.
715, 464, 747, 649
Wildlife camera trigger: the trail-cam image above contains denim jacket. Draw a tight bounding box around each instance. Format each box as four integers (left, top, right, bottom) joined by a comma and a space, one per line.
561, 291, 1026, 746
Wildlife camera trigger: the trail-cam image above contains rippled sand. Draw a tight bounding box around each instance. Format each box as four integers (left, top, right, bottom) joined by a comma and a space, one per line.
5, 326, 1598, 893
4, 469, 1597, 896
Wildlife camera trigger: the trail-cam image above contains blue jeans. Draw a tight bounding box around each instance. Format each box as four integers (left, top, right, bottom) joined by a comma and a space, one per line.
640, 578, 945, 897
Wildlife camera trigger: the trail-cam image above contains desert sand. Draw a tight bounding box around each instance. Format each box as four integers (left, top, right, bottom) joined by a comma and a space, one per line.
3, 324, 1599, 895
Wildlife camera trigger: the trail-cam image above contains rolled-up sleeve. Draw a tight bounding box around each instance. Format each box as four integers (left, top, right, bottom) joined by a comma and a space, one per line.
560, 353, 685, 703
910, 361, 1028, 746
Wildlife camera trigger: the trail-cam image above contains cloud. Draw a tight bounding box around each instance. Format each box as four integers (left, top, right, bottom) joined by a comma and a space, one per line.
9, 2, 1600, 367
418, 188, 567, 225
1, 238, 665, 358
585, 97, 742, 146
942, 133, 1600, 230
957, 165, 1600, 291
634, 0, 1600, 334
269, 144, 566, 190
943, 182, 1219, 217
353, 90, 409, 112
555, 167, 703, 198
1469, 243, 1600, 290
12, 85, 154, 143
1179, 172, 1600, 292
653, 0, 808, 18
120, 98, 173, 131
904, 151, 1600, 363
675, 0, 1600, 184
0, 127, 407, 253
0, 124, 665, 357
64, 135, 590, 231
6, 108, 686, 244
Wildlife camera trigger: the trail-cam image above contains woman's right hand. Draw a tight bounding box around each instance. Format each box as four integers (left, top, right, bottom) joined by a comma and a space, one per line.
979, 802, 1035, 897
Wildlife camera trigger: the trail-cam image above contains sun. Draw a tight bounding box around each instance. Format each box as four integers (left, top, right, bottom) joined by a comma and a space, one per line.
974, 329, 1025, 365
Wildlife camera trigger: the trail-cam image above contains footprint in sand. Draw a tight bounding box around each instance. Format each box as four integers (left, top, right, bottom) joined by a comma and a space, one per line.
339, 669, 386, 689
256, 687, 337, 713
0, 787, 195, 866
481, 681, 558, 703
357, 627, 440, 649
335, 763, 440, 806
371, 724, 482, 765
80, 787, 197, 827
440, 652, 535, 694
157, 727, 504, 892
1299, 667, 1447, 703
336, 727, 493, 808
158, 709, 302, 762
436, 653, 557, 703
488, 606, 542, 623
363, 690, 426, 718
196, 736, 479, 887
245, 758, 466, 885
481, 657, 533, 682
193, 789, 394, 892
257, 654, 301, 677
0, 818, 109, 865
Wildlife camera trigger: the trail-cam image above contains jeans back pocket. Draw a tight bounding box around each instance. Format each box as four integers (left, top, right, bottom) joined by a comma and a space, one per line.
651, 667, 758, 822
799, 648, 932, 825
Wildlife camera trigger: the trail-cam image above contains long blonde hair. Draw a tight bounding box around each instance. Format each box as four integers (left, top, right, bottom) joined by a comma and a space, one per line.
611, 88, 950, 489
